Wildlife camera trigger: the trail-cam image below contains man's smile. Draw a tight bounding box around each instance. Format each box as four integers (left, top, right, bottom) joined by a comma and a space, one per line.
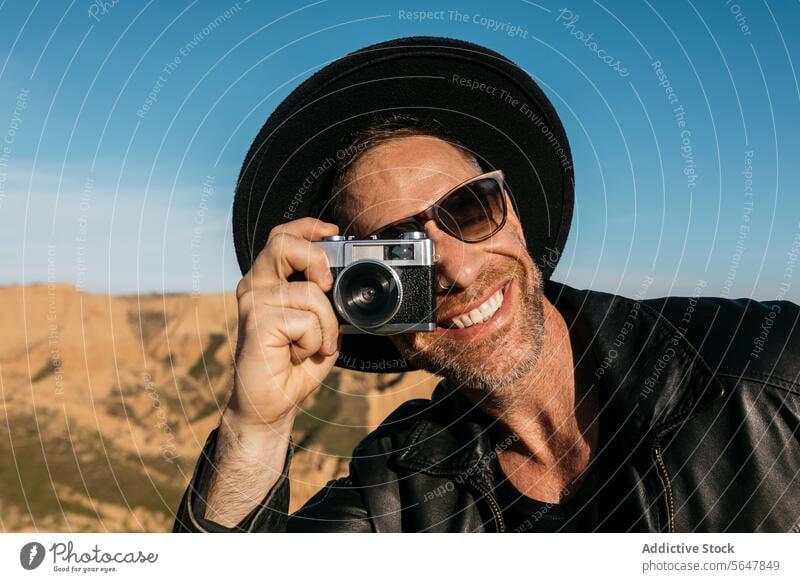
435, 280, 513, 338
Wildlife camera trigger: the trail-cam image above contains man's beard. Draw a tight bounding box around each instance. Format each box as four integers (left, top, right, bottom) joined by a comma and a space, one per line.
390, 253, 546, 392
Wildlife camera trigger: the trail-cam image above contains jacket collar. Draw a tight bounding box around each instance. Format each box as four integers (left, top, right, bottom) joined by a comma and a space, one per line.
394, 379, 495, 477
394, 281, 726, 476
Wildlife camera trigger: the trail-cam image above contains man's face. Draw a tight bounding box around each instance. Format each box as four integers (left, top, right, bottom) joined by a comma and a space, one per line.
343, 136, 546, 391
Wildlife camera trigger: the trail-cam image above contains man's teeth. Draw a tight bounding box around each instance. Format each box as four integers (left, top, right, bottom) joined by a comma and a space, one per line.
449, 289, 504, 329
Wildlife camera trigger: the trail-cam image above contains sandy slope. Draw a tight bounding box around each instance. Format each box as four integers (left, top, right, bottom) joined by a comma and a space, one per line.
0, 284, 437, 532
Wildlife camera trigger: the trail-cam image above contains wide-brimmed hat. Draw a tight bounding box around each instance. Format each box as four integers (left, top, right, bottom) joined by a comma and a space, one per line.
232, 36, 574, 373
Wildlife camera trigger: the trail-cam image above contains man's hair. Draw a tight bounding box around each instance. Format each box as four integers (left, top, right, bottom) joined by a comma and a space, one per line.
321, 113, 483, 229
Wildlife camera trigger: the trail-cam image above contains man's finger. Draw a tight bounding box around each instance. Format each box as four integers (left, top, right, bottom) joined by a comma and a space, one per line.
247, 281, 339, 355
250, 233, 334, 290
267, 217, 338, 243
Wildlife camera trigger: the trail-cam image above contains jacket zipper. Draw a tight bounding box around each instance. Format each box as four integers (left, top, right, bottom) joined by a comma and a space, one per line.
469, 478, 505, 532
653, 446, 675, 532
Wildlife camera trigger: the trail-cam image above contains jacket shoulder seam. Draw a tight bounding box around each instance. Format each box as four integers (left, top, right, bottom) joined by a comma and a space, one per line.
637, 296, 721, 388
715, 372, 800, 394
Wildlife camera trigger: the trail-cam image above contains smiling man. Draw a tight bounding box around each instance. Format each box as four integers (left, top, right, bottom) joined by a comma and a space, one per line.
173, 37, 799, 533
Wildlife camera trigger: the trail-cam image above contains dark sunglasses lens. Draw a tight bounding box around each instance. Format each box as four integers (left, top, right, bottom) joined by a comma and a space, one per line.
436, 178, 505, 241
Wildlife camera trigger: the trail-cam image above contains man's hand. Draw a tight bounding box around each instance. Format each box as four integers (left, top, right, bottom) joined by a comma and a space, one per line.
229, 216, 341, 426
205, 217, 341, 527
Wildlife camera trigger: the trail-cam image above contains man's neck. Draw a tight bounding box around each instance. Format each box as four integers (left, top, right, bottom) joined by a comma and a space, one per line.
462, 298, 599, 503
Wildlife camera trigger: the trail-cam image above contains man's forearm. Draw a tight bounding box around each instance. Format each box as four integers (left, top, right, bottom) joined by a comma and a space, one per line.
204, 410, 294, 527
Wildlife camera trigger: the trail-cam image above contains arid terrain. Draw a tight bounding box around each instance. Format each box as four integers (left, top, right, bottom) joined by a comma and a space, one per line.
0, 284, 438, 532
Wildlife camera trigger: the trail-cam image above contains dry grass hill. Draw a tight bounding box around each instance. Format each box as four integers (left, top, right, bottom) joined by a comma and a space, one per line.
0, 284, 438, 532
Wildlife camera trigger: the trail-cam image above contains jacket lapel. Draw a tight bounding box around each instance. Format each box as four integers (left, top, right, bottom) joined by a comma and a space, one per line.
394, 381, 495, 476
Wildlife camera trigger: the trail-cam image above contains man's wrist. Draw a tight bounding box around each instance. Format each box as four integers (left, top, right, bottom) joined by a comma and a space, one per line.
182, 426, 294, 532
215, 407, 295, 471
202, 410, 294, 528
220, 406, 295, 439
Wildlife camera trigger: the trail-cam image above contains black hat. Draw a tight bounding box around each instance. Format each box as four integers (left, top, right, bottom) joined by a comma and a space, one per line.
233, 36, 574, 373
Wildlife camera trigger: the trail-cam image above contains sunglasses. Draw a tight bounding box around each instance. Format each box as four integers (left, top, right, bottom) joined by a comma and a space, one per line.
368, 170, 508, 243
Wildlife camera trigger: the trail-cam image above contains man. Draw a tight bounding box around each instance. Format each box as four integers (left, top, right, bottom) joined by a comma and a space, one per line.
174, 37, 799, 532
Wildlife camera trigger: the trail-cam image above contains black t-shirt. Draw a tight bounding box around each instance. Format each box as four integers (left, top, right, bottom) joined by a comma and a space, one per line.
491, 455, 600, 533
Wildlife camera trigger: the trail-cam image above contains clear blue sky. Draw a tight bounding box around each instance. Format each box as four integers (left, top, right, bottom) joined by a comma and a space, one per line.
1, 0, 798, 301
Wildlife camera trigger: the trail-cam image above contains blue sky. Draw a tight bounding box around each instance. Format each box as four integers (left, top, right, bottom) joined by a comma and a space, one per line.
1, 0, 798, 301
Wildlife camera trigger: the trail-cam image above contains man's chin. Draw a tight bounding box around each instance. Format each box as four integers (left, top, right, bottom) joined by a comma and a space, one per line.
394, 337, 541, 392
392, 308, 544, 392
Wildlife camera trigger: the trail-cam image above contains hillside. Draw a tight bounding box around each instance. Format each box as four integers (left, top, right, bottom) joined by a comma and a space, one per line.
0, 284, 438, 532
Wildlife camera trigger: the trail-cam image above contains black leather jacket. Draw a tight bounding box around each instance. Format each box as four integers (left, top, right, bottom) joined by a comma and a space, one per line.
174, 281, 800, 532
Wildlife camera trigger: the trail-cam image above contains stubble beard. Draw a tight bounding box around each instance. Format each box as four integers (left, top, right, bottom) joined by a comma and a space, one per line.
391, 253, 546, 392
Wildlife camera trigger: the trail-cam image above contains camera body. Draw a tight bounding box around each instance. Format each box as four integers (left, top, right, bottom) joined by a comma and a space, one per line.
314, 232, 436, 335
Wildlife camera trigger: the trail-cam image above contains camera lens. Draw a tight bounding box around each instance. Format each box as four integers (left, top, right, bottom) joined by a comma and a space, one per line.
334, 260, 402, 329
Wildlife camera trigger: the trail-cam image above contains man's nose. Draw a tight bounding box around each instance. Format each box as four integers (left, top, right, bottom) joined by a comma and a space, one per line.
424, 220, 487, 291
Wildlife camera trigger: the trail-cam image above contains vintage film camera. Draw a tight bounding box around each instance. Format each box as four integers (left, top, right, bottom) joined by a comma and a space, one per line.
314, 232, 436, 334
